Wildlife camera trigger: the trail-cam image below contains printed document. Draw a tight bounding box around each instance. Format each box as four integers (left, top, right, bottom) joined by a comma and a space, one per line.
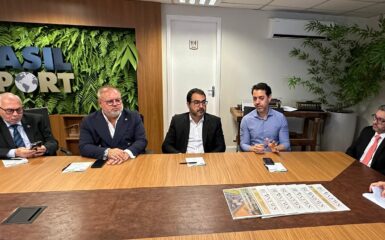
363, 186, 385, 209
2, 158, 28, 168
185, 157, 206, 167
62, 162, 93, 173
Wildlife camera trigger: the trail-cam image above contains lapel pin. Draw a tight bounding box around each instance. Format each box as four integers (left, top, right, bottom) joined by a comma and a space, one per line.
125, 118, 128, 121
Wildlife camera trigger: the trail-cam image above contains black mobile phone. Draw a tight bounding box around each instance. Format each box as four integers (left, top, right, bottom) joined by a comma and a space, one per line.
30, 141, 42, 150
263, 157, 274, 165
91, 159, 106, 168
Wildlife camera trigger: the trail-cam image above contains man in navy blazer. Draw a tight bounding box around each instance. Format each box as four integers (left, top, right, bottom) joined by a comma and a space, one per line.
346, 105, 385, 175
79, 86, 147, 164
0, 93, 58, 158
162, 88, 225, 153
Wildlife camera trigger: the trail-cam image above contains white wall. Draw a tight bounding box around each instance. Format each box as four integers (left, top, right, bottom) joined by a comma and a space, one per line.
161, 4, 379, 151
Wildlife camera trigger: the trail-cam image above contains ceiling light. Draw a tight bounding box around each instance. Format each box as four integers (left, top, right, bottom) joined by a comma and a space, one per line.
208, 0, 216, 5
178, 0, 215, 6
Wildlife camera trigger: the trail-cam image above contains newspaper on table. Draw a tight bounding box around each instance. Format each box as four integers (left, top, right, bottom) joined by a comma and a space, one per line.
223, 188, 263, 219
223, 183, 350, 220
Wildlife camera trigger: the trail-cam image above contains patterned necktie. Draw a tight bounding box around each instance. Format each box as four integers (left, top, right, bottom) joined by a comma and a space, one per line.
10, 124, 25, 148
362, 134, 381, 166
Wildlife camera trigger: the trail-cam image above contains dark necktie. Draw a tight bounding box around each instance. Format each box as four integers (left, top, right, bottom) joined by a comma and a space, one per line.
10, 124, 25, 148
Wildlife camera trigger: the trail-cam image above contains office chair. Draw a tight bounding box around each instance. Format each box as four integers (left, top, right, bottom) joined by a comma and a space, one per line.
138, 112, 153, 154
23, 107, 72, 155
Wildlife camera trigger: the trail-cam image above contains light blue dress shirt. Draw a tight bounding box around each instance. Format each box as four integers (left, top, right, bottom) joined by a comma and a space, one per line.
240, 108, 290, 151
3, 120, 31, 157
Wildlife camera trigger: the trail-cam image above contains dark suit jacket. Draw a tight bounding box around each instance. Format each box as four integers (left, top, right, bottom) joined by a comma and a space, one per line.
162, 112, 226, 153
79, 109, 147, 159
346, 126, 385, 175
0, 113, 58, 158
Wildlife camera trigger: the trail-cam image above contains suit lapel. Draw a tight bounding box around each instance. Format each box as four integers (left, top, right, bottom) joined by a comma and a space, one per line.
202, 114, 209, 146
182, 113, 190, 150
21, 116, 35, 143
95, 112, 113, 143
0, 119, 15, 148
112, 111, 130, 145
373, 138, 385, 164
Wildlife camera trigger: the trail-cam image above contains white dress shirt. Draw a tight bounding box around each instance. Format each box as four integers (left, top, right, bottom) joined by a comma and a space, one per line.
101, 111, 135, 159
186, 115, 204, 153
4, 119, 32, 157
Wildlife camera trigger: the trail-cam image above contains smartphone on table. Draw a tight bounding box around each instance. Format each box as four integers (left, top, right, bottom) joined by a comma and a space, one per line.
263, 157, 275, 165
91, 159, 106, 168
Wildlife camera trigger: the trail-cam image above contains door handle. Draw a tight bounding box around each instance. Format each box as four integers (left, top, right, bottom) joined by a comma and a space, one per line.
208, 86, 215, 97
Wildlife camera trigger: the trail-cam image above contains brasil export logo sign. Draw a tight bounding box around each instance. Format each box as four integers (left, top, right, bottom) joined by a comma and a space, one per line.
0, 46, 74, 93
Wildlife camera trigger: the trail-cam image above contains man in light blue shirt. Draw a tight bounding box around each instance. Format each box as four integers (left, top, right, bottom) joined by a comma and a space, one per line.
240, 83, 290, 153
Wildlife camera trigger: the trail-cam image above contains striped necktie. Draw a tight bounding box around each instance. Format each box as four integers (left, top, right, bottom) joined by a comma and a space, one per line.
10, 124, 25, 148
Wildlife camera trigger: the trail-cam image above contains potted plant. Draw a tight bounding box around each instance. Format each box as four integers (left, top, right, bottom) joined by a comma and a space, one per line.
288, 16, 385, 151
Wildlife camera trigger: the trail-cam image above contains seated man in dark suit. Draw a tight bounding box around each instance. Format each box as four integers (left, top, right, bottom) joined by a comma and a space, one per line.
79, 86, 147, 165
0, 92, 58, 158
162, 88, 225, 153
346, 105, 385, 175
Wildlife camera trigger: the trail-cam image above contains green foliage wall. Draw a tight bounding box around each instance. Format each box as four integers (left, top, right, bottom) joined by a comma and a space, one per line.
0, 23, 138, 114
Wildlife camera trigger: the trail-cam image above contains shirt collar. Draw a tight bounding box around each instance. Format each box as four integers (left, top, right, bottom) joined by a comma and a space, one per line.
253, 107, 273, 119
377, 132, 385, 138
101, 111, 122, 126
3, 119, 22, 127
189, 114, 204, 124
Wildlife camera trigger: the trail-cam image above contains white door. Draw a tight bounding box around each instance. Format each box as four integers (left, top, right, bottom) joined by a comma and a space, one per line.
166, 15, 221, 124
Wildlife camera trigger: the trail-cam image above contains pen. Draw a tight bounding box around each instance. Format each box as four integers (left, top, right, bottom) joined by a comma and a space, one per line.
62, 163, 71, 171
179, 162, 197, 164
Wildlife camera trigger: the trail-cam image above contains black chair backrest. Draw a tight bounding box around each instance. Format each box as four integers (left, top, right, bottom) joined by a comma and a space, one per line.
243, 106, 255, 116
23, 107, 51, 130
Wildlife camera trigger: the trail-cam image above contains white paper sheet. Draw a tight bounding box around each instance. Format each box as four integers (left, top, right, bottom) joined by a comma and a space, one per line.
62, 162, 93, 173
185, 157, 206, 167
2, 158, 28, 167
363, 186, 385, 209
282, 106, 297, 112
265, 162, 287, 172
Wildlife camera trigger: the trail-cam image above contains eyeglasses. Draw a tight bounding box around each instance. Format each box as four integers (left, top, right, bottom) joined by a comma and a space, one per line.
0, 107, 23, 115
103, 98, 122, 106
372, 114, 385, 124
191, 100, 208, 106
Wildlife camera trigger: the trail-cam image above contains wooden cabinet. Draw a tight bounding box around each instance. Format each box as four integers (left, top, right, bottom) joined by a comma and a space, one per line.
49, 114, 85, 155
230, 107, 329, 151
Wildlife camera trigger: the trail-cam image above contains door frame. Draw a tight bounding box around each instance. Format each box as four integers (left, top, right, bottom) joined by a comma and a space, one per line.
165, 15, 222, 125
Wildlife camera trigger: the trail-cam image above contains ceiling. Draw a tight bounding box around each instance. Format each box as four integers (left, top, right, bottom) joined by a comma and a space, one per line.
143, 0, 385, 18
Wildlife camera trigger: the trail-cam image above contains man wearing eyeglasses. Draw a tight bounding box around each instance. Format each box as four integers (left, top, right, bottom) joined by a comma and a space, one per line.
346, 105, 385, 175
162, 88, 225, 153
79, 86, 147, 165
0, 92, 58, 158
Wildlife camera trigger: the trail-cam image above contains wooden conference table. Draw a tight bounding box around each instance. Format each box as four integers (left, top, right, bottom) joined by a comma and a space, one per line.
0, 152, 385, 239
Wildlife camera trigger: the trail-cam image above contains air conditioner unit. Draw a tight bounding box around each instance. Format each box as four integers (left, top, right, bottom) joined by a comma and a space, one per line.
268, 18, 331, 39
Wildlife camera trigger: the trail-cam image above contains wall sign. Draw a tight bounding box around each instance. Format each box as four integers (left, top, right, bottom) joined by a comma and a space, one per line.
189, 40, 198, 50
0, 46, 74, 93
